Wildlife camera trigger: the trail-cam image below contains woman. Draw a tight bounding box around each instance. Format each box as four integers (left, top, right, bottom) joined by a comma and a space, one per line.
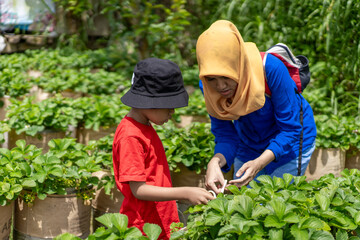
196, 20, 317, 193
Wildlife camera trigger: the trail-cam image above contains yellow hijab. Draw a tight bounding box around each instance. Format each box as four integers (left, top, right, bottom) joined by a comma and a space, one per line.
196, 20, 265, 120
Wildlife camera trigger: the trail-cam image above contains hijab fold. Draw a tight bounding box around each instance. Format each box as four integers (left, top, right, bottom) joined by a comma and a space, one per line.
196, 20, 265, 120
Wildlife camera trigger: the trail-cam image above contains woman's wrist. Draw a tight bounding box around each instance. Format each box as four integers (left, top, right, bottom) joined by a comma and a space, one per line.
210, 153, 227, 168
256, 149, 275, 169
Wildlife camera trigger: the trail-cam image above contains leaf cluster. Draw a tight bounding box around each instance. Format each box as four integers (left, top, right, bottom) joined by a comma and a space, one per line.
172, 170, 360, 239
0, 138, 101, 205
156, 121, 214, 174
6, 95, 84, 136
54, 213, 162, 240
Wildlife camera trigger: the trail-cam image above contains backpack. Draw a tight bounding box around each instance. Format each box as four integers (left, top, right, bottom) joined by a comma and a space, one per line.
260, 43, 310, 96
260, 43, 310, 176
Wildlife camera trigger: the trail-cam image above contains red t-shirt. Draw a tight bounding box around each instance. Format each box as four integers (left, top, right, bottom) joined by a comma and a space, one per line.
112, 116, 179, 240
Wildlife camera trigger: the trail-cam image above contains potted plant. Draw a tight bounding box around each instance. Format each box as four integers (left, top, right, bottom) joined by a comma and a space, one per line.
85, 135, 124, 230
0, 143, 25, 240
6, 95, 84, 152
0, 68, 32, 120
305, 114, 349, 181
73, 94, 128, 145
13, 138, 101, 239
344, 117, 360, 170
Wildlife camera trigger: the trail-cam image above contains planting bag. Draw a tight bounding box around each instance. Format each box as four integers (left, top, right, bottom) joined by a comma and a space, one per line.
345, 147, 360, 170
92, 170, 124, 213
0, 202, 13, 240
14, 193, 91, 239
305, 148, 345, 181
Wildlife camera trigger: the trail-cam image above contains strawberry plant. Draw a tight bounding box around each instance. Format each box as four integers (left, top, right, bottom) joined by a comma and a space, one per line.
6, 95, 84, 136
14, 138, 101, 204
0, 143, 29, 206
85, 135, 115, 196
156, 121, 214, 173
0, 121, 10, 144
73, 94, 129, 131
31, 68, 129, 95
171, 171, 360, 239
0, 68, 32, 99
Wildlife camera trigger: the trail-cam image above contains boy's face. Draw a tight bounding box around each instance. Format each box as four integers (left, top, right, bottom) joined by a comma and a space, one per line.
144, 108, 175, 125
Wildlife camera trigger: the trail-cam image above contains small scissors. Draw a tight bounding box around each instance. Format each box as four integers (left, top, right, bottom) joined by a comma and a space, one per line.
208, 179, 227, 197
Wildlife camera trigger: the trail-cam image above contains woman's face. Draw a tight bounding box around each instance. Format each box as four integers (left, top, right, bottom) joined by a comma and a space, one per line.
205, 75, 238, 99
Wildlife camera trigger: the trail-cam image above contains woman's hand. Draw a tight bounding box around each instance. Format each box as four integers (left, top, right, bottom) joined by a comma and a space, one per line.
229, 149, 275, 187
205, 154, 227, 194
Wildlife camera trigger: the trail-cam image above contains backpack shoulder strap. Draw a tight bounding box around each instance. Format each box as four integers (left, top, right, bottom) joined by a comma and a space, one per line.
260, 52, 271, 97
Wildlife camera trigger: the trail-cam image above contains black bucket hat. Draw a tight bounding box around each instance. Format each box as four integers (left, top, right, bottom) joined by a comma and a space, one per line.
121, 58, 189, 109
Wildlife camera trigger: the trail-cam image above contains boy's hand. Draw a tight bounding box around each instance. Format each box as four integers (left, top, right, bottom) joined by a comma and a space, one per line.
184, 187, 215, 205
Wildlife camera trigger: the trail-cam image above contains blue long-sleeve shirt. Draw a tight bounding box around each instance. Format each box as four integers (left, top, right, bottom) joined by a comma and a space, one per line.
200, 53, 317, 174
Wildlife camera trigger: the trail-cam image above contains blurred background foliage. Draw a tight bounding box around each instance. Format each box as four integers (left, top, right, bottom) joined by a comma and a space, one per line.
53, 0, 359, 114
3, 0, 359, 149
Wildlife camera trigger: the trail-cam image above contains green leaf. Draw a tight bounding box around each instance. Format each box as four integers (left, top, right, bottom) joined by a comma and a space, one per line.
264, 215, 286, 228
22, 179, 36, 188
315, 193, 330, 211
301, 217, 330, 231
290, 224, 309, 240
251, 205, 271, 219
207, 198, 227, 214
227, 184, 241, 195
49, 166, 63, 177
143, 223, 162, 240
96, 213, 127, 230
205, 211, 223, 226
309, 230, 334, 240
283, 212, 300, 223
218, 224, 237, 236
231, 195, 254, 219
355, 212, 360, 225
38, 193, 47, 200
335, 229, 348, 240
124, 227, 143, 238
269, 228, 283, 240
15, 139, 27, 150
283, 173, 293, 187
269, 199, 286, 220
257, 175, 274, 187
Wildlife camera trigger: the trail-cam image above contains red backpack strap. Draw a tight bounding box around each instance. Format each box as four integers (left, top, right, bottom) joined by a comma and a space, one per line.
260, 52, 271, 97
270, 53, 302, 93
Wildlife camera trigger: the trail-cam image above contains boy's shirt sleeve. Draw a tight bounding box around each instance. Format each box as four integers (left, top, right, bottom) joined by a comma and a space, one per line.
199, 80, 240, 172
117, 136, 148, 182
265, 54, 302, 160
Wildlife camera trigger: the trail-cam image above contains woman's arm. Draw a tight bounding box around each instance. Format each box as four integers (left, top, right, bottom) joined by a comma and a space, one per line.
230, 149, 275, 186
205, 153, 227, 194
129, 181, 215, 205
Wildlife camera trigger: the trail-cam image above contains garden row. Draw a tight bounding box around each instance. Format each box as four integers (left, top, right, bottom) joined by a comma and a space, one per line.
58, 170, 360, 239
0, 119, 216, 239
0, 48, 359, 239
2, 135, 360, 239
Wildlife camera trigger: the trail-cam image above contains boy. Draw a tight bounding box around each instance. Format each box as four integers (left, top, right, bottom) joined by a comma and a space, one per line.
112, 58, 214, 240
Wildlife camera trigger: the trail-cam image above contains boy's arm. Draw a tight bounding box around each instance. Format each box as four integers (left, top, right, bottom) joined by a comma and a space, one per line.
129, 181, 215, 205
